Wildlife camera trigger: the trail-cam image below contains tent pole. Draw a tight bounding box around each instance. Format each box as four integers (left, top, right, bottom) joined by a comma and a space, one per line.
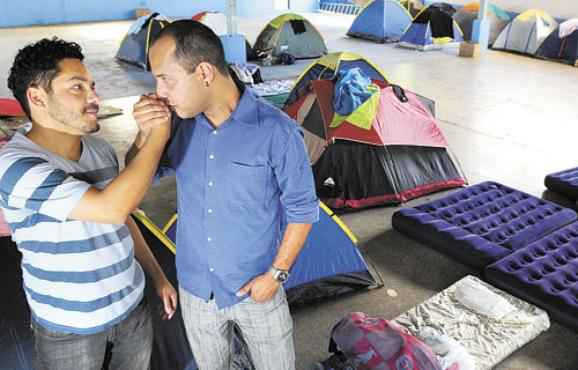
226, 0, 237, 34
472, 0, 490, 49
221, 0, 247, 64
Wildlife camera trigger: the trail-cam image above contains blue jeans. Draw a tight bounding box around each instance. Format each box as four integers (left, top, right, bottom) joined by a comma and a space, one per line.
31, 298, 152, 370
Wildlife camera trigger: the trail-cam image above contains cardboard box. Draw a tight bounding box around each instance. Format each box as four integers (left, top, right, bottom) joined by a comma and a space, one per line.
135, 8, 151, 18
459, 42, 479, 58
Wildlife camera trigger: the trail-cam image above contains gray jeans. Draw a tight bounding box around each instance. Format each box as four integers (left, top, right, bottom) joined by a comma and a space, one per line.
180, 287, 295, 370
31, 298, 152, 370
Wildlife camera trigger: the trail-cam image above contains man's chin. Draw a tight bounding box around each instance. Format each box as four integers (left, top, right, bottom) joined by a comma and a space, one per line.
174, 108, 196, 119
78, 120, 100, 134
85, 123, 100, 134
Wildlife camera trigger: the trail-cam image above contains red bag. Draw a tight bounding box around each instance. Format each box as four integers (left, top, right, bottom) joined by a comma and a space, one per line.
329, 312, 442, 370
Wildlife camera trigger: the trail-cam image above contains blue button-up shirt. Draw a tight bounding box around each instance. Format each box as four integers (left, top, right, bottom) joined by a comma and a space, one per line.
160, 84, 319, 308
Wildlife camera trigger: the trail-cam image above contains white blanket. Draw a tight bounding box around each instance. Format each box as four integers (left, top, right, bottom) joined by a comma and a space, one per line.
394, 276, 550, 370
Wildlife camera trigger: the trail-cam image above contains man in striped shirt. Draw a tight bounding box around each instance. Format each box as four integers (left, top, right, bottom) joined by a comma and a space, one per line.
0, 38, 177, 369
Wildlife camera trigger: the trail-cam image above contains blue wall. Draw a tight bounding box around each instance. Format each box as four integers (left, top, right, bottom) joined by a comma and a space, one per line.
0, 0, 318, 27
290, 0, 318, 12
0, 0, 226, 28
236, 0, 275, 17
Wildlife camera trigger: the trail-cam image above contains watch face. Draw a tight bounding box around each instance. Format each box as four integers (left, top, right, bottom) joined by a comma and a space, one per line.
278, 271, 289, 282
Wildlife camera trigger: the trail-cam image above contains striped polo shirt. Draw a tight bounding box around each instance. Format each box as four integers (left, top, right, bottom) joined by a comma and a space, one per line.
0, 132, 144, 334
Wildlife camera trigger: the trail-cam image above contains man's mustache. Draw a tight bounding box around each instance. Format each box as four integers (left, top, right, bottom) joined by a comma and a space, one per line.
83, 104, 100, 113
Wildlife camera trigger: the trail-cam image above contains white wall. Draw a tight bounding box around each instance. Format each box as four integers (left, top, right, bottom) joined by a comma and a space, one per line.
450, 0, 578, 20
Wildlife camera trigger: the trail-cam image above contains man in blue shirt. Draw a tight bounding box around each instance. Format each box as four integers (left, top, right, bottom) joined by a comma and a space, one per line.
128, 21, 319, 369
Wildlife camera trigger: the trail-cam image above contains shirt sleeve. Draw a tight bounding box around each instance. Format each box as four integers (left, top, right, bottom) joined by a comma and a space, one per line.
272, 125, 319, 224
0, 156, 90, 221
102, 140, 120, 171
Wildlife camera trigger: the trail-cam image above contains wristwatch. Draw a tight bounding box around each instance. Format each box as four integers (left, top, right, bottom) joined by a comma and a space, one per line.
269, 266, 290, 283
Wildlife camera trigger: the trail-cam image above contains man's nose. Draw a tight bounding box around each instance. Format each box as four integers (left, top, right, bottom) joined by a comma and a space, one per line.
156, 82, 168, 99
87, 88, 100, 105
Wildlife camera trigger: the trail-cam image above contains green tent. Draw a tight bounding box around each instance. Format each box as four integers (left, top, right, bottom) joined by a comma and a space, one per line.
253, 13, 328, 59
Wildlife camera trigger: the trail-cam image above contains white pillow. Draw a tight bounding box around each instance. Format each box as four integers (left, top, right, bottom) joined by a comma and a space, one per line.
454, 278, 516, 319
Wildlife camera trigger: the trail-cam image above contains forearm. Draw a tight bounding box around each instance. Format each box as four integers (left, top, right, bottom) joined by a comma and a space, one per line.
127, 216, 167, 283
125, 131, 147, 167
272, 223, 312, 271
68, 133, 167, 224
101, 134, 166, 218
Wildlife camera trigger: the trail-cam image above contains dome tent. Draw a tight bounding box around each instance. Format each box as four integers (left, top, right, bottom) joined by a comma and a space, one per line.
162, 203, 382, 305
492, 9, 558, 55
116, 13, 170, 70
453, 2, 511, 46
536, 19, 578, 65
253, 13, 327, 59
398, 2, 464, 51
284, 53, 465, 209
347, 0, 412, 43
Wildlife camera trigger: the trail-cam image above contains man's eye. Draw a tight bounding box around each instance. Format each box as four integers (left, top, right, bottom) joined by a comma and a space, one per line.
71, 85, 82, 91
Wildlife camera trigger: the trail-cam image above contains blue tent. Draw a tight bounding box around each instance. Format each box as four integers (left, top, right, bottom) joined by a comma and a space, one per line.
133, 212, 255, 370
398, 2, 464, 51
163, 202, 381, 306
347, 0, 412, 43
536, 27, 578, 65
116, 13, 170, 70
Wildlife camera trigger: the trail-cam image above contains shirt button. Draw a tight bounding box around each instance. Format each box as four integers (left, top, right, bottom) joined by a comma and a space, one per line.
207, 237, 212, 242
208, 181, 213, 187
209, 154, 215, 160
209, 268, 215, 272
208, 208, 213, 214
212, 130, 218, 135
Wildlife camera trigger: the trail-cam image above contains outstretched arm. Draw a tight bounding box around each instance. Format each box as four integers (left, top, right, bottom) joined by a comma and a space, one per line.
69, 95, 171, 224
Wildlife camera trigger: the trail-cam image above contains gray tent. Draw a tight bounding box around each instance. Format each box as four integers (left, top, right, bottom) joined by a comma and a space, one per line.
253, 13, 327, 59
492, 9, 558, 55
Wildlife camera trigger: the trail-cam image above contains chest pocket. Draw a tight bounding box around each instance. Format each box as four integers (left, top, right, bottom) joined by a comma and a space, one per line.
228, 160, 268, 207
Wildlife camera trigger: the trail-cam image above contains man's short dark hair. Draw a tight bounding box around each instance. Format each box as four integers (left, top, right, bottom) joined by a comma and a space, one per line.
156, 20, 229, 75
7, 37, 84, 117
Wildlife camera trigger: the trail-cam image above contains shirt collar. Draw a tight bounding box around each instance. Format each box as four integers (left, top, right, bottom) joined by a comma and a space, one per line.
227, 74, 260, 127
194, 71, 260, 128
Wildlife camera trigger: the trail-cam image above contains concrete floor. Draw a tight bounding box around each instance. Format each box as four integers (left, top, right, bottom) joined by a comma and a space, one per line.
2, 11, 578, 370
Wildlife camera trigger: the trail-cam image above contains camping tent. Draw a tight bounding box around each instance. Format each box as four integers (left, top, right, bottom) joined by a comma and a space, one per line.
284, 52, 389, 111
132, 212, 198, 370
399, 2, 464, 51
129, 212, 257, 369
163, 203, 382, 306
492, 9, 558, 55
0, 237, 34, 370
0, 98, 25, 117
192, 11, 228, 35
116, 13, 170, 70
192, 11, 258, 61
0, 211, 260, 370
284, 52, 436, 128
399, 0, 425, 18
536, 19, 578, 66
347, 0, 412, 43
453, 2, 511, 46
253, 13, 327, 59
284, 68, 464, 209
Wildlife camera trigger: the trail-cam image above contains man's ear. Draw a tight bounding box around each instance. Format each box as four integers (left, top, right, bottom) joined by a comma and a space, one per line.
197, 62, 216, 86
27, 86, 48, 111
